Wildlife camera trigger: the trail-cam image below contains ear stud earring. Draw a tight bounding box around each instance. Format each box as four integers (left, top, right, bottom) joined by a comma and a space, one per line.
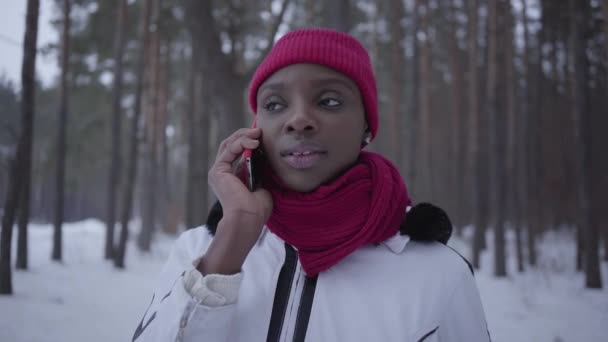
362, 131, 372, 146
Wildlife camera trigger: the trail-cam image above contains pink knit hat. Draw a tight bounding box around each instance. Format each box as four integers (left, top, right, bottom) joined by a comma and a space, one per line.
248, 28, 379, 140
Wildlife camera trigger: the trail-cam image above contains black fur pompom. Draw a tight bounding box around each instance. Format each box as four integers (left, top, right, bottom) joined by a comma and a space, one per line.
400, 203, 452, 244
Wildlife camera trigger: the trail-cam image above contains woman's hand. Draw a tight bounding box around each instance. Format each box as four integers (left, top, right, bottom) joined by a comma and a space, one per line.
199, 128, 273, 275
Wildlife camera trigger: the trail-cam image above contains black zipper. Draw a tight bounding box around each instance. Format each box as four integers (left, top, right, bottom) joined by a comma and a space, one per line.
292, 275, 318, 342
266, 244, 298, 342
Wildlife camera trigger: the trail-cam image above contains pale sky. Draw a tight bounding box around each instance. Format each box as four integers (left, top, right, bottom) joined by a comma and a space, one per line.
0, 1, 58, 88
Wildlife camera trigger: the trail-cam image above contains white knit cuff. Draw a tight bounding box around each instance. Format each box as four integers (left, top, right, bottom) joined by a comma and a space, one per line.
183, 268, 243, 307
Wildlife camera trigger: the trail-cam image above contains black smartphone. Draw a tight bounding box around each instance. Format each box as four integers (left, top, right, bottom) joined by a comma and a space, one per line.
243, 147, 264, 192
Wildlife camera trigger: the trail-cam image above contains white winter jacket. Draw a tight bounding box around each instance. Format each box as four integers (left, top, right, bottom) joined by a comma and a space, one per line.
132, 226, 491, 342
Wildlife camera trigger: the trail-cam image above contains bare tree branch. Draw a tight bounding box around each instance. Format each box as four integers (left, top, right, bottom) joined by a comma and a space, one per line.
245, 0, 291, 79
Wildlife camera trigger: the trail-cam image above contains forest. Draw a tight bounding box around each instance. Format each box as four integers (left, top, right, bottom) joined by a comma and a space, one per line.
1, 0, 607, 297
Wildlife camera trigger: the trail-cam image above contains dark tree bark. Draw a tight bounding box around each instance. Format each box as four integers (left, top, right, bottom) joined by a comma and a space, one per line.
184, 0, 242, 147
600, 0, 608, 261
105, 0, 128, 259
16, 160, 30, 269
514, 0, 531, 272
406, 0, 420, 199
524, 0, 538, 267
388, 0, 406, 171
473, 0, 494, 269
418, 0, 433, 202
467, 0, 484, 269
488, 0, 508, 277
138, 0, 162, 252
570, 0, 602, 289
444, 0, 466, 230
183, 0, 233, 230
603, 0, 608, 260
184, 44, 209, 229
184, 44, 198, 229
603, 2, 608, 262
52, 0, 71, 262
0, 0, 39, 294
115, 0, 148, 269
503, 2, 523, 273
158, 38, 172, 234
322, 0, 352, 33
486, 0, 499, 273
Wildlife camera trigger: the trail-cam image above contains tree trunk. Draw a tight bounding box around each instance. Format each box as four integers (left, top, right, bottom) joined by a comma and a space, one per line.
16, 175, 29, 269
478, 0, 490, 253
505, 0, 516, 228
488, 0, 508, 277
599, 0, 608, 262
570, 0, 602, 289
388, 0, 406, 171
0, 0, 39, 294
486, 0, 499, 273
138, 0, 162, 252
515, 0, 532, 272
445, 0, 466, 230
322, 0, 351, 33
105, 0, 128, 259
184, 1, 223, 229
467, 0, 484, 269
604, 210, 608, 261
115, 0, 148, 269
185, 0, 244, 147
158, 37, 171, 234
605, 200, 608, 261
406, 0, 420, 199
184, 43, 210, 229
504, 0, 521, 273
52, 0, 71, 262
184, 47, 198, 229
569, 0, 584, 273
526, 0, 539, 267
418, 0, 433, 202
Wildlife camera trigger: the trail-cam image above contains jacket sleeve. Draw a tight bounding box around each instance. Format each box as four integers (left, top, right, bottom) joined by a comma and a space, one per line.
132, 228, 243, 342
438, 270, 491, 341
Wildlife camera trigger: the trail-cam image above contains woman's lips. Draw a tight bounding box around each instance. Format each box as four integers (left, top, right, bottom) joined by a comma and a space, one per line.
281, 150, 327, 169
280, 143, 327, 169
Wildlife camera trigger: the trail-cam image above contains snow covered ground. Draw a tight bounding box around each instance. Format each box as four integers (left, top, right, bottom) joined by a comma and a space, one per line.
0, 220, 607, 342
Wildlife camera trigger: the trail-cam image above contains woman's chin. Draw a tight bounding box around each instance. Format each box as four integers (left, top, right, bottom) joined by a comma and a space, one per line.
278, 174, 323, 193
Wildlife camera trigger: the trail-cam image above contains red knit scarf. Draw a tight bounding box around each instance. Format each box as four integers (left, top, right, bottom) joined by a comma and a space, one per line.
265, 151, 411, 276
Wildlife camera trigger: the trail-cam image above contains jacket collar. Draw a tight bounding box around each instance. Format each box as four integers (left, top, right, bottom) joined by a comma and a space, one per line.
258, 227, 410, 254
383, 233, 410, 254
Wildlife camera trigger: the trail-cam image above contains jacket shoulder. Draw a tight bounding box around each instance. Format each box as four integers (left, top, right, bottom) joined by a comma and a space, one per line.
402, 240, 474, 277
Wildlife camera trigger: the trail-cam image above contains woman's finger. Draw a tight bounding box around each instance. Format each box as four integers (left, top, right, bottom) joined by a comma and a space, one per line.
216, 128, 261, 158
215, 137, 259, 165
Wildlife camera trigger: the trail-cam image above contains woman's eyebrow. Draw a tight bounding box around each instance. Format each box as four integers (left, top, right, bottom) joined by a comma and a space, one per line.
257, 82, 285, 96
258, 78, 357, 96
309, 78, 357, 94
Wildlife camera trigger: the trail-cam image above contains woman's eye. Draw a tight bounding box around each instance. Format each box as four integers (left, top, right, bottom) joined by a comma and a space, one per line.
264, 101, 285, 112
319, 98, 342, 108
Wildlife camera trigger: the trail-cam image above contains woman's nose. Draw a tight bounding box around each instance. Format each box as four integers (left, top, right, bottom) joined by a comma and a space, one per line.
285, 103, 318, 134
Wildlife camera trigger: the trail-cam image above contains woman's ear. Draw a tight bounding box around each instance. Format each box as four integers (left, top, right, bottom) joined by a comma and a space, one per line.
361, 129, 372, 147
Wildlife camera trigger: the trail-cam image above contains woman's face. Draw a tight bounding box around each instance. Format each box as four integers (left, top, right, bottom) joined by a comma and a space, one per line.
255, 63, 367, 192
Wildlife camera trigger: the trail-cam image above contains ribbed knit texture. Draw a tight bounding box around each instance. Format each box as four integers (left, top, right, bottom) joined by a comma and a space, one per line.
265, 151, 411, 276
249, 28, 379, 139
